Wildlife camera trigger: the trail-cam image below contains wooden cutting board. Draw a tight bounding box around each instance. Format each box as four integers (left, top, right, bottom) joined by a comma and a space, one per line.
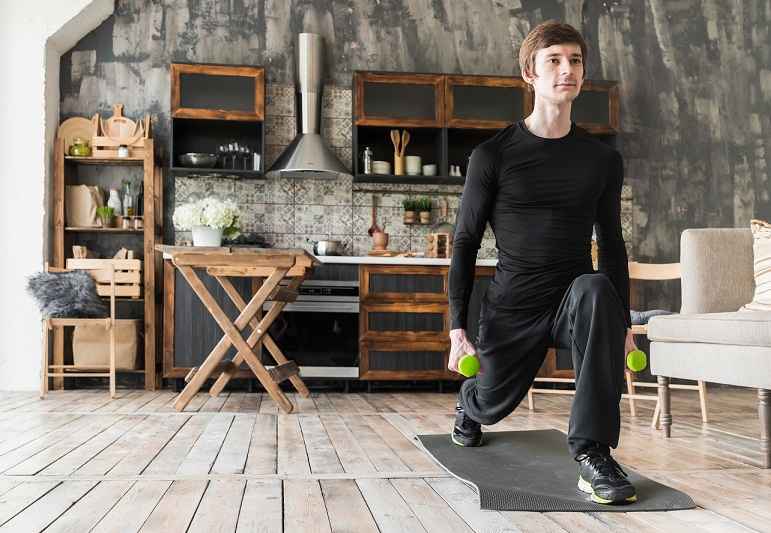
367, 249, 401, 256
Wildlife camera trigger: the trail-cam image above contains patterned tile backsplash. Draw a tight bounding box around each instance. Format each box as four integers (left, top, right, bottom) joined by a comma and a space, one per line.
173, 84, 634, 259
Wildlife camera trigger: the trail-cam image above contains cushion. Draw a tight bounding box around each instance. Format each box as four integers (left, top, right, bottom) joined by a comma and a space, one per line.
650, 342, 771, 389
26, 270, 108, 318
741, 219, 771, 311
648, 311, 771, 348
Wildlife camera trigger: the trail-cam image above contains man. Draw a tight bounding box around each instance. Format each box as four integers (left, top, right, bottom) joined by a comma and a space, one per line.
448, 20, 638, 505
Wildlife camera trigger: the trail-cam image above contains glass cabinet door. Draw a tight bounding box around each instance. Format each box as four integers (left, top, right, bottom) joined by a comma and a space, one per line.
171, 63, 265, 121
570, 80, 619, 134
354, 72, 444, 127
445, 75, 530, 129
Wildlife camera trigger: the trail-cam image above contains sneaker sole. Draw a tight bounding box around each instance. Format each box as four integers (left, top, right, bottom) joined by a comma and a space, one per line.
451, 433, 483, 447
578, 476, 637, 504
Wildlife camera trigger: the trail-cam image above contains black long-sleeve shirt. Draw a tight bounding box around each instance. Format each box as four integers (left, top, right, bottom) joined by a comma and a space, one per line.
449, 120, 631, 330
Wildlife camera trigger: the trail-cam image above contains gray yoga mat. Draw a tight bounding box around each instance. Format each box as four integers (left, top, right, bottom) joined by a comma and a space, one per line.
417, 429, 696, 512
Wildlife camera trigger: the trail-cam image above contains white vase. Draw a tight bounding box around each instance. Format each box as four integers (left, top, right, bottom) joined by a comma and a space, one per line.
192, 225, 223, 247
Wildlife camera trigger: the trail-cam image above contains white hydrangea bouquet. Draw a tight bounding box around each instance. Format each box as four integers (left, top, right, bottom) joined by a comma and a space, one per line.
173, 197, 241, 246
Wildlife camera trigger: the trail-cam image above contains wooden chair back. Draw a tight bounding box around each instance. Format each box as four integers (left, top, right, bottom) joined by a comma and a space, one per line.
628, 262, 681, 281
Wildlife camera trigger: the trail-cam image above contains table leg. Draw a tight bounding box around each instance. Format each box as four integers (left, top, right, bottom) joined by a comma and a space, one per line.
210, 276, 309, 398
175, 265, 293, 413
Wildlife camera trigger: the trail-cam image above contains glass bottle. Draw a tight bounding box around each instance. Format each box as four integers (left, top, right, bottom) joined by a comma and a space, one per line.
362, 146, 373, 174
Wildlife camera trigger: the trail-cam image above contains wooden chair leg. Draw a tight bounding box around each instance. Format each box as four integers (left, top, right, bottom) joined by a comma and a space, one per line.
625, 370, 637, 416
658, 375, 672, 438
109, 325, 116, 399
651, 400, 661, 429
760, 389, 770, 469
40, 321, 49, 399
697, 380, 708, 423
527, 387, 534, 411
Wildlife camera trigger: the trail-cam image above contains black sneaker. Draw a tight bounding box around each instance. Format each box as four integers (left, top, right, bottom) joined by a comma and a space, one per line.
451, 402, 483, 447
575, 447, 637, 504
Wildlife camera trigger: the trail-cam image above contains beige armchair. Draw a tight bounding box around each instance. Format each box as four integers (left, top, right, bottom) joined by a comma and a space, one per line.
648, 228, 771, 468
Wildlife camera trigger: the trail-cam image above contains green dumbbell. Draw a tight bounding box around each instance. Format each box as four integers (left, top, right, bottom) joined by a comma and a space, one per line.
626, 349, 647, 372
458, 353, 480, 377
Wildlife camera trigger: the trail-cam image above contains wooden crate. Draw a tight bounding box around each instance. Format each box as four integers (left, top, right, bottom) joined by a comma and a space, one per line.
66, 258, 143, 298
91, 136, 149, 159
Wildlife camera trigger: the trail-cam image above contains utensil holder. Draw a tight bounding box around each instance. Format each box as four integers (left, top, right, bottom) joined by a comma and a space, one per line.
394, 154, 404, 176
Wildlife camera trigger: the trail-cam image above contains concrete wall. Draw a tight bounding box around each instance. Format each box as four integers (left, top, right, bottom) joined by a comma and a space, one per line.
60, 1, 770, 275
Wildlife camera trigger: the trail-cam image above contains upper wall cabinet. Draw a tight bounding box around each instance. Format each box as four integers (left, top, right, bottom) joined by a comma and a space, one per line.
568, 80, 619, 135
171, 63, 265, 121
354, 72, 445, 128
445, 75, 531, 129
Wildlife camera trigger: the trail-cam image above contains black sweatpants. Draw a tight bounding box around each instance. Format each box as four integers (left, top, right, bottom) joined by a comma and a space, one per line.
458, 273, 627, 456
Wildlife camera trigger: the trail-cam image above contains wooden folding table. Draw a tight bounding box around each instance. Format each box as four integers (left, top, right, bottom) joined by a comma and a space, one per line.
156, 245, 319, 413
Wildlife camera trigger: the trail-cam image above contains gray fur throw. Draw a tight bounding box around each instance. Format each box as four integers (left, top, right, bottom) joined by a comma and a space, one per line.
26, 270, 108, 318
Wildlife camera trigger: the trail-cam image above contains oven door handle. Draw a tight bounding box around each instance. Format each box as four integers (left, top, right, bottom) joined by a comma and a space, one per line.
266, 301, 359, 313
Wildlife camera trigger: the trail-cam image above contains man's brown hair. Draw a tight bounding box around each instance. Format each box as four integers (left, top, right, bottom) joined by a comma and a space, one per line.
519, 20, 588, 89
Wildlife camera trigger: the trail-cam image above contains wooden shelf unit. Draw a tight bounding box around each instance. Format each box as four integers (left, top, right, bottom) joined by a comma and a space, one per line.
52, 137, 162, 390
170, 63, 266, 178
352, 71, 619, 182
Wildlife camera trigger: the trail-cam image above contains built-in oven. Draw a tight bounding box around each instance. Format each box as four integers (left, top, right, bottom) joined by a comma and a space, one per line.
264, 280, 359, 378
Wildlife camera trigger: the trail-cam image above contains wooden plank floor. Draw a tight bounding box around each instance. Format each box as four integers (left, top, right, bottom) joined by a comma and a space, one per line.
0, 386, 767, 532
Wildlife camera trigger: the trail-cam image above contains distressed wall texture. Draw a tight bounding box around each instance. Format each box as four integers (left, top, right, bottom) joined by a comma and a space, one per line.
60, 1, 771, 306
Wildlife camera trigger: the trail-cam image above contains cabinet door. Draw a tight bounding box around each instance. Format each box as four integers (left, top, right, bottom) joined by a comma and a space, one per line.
360, 340, 455, 380
360, 265, 448, 303
171, 63, 265, 121
445, 75, 531, 129
170, 266, 255, 373
354, 72, 444, 127
570, 80, 619, 135
361, 302, 448, 342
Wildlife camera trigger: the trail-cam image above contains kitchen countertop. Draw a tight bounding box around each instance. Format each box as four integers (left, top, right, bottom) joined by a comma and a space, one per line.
315, 255, 498, 266
161, 248, 497, 266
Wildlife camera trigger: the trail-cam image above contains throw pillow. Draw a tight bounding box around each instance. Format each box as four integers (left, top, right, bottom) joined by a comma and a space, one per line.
26, 269, 108, 318
741, 219, 771, 311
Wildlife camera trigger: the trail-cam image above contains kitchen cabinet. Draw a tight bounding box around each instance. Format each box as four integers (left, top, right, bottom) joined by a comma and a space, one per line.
163, 260, 359, 383
571, 79, 619, 135
170, 63, 266, 179
163, 260, 259, 382
354, 72, 445, 128
352, 70, 619, 185
359, 264, 494, 380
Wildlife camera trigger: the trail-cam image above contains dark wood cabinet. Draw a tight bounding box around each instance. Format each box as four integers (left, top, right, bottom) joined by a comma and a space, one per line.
354, 72, 444, 128
352, 71, 619, 185
163, 260, 260, 379
445, 75, 531, 129
358, 264, 493, 381
170, 63, 266, 179
171, 63, 264, 121
570, 80, 619, 135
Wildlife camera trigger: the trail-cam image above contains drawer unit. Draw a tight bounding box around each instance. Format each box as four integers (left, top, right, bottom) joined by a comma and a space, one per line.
359, 339, 454, 380
360, 265, 448, 303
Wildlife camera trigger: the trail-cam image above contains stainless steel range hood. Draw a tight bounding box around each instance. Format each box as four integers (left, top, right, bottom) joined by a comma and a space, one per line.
268, 33, 349, 179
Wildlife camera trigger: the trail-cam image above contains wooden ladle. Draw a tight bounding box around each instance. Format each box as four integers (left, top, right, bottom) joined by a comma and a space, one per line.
368, 194, 381, 236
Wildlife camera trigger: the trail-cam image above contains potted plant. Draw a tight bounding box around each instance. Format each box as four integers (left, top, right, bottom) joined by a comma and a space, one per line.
96, 206, 114, 228
402, 199, 417, 224
173, 197, 241, 247
418, 197, 432, 224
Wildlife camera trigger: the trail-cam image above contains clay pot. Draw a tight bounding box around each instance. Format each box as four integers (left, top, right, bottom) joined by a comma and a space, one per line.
372, 231, 389, 250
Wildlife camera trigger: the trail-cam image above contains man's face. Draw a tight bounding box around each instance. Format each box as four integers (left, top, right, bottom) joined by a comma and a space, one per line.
525, 43, 584, 103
